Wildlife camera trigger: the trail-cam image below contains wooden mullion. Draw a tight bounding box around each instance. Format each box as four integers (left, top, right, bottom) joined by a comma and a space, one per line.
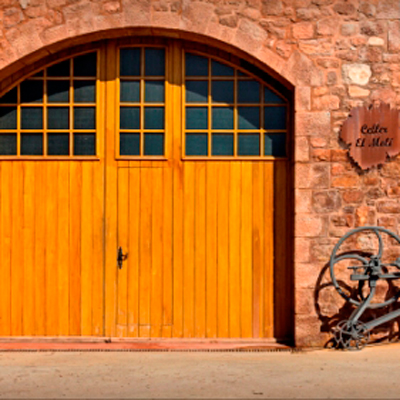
17, 84, 21, 156
208, 57, 212, 158
233, 68, 238, 157
140, 47, 145, 157
260, 83, 264, 157
70, 57, 74, 157
43, 69, 48, 157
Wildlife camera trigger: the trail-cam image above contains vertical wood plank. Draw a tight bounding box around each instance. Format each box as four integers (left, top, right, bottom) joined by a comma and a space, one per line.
162, 166, 173, 338
11, 162, 24, 335
58, 163, 70, 336
150, 168, 164, 337
252, 162, 264, 338
22, 163, 35, 335
117, 167, 129, 337
0, 163, 12, 335
172, 40, 183, 338
34, 162, 46, 335
264, 162, 274, 338
183, 162, 195, 337
92, 162, 104, 336
229, 162, 241, 338
139, 167, 152, 337
104, 41, 118, 338
81, 163, 93, 335
194, 162, 206, 338
205, 162, 217, 338
127, 167, 140, 337
69, 162, 82, 336
240, 162, 253, 338
217, 162, 230, 338
45, 162, 59, 335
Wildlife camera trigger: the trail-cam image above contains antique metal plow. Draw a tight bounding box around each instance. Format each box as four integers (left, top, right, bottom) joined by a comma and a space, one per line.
330, 226, 400, 350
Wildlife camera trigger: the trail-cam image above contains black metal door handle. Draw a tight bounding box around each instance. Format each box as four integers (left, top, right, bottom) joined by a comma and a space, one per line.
117, 247, 128, 269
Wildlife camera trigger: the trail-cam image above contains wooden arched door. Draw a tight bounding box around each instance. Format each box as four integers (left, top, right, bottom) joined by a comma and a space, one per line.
0, 38, 292, 340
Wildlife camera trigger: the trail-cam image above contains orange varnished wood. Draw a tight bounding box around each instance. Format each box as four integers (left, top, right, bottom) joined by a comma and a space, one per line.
0, 39, 290, 340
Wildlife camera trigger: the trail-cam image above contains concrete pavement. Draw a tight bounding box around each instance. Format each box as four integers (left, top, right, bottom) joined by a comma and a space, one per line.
1, 344, 400, 398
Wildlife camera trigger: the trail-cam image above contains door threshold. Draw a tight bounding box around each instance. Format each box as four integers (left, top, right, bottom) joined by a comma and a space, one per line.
0, 337, 291, 351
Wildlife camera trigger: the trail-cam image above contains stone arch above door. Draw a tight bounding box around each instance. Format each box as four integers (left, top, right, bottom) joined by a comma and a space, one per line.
0, 1, 309, 91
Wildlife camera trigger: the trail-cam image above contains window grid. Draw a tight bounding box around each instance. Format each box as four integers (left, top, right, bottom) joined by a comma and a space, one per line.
117, 46, 166, 158
0, 51, 98, 158
184, 51, 288, 158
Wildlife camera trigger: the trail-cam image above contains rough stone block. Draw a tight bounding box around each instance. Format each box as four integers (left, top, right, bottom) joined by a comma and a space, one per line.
295, 214, 328, 237
296, 111, 331, 137
294, 237, 311, 262
342, 64, 372, 85
296, 163, 330, 189
312, 190, 341, 213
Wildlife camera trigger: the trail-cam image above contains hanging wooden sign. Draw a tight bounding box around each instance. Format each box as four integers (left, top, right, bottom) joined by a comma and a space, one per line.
340, 103, 400, 170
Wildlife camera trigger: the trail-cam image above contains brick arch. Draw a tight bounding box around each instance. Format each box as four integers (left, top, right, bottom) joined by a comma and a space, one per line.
0, 1, 306, 91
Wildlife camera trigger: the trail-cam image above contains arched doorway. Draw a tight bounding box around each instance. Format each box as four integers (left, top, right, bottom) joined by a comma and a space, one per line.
0, 37, 293, 341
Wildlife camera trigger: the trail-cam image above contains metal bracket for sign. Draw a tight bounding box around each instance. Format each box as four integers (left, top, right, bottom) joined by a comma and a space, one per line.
330, 226, 400, 350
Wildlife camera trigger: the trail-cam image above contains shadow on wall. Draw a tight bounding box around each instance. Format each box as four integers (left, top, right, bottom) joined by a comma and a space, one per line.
314, 259, 400, 348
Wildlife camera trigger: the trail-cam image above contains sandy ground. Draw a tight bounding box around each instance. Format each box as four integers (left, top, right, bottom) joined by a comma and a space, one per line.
1, 345, 400, 398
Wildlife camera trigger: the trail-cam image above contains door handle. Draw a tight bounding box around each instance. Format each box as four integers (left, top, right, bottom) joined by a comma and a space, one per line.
117, 246, 128, 269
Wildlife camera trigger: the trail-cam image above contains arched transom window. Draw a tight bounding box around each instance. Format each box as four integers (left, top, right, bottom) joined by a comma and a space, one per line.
0, 40, 290, 159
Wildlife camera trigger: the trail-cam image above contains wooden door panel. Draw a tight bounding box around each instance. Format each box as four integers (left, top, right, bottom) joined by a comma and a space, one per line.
116, 166, 173, 338
0, 161, 105, 336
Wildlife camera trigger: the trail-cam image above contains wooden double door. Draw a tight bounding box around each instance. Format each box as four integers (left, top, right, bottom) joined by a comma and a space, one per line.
0, 39, 291, 339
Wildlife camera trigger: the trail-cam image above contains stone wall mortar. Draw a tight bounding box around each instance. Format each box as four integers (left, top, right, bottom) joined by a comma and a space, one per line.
1, 0, 400, 347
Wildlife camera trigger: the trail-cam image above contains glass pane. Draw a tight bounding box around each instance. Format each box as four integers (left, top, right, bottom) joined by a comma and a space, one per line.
73, 53, 97, 77
48, 133, 69, 155
74, 133, 95, 155
238, 80, 260, 103
0, 87, 17, 104
144, 133, 164, 155
212, 107, 233, 129
0, 134, 16, 155
145, 81, 164, 102
47, 81, 69, 103
21, 80, 43, 103
265, 134, 286, 156
238, 107, 260, 130
21, 133, 43, 155
211, 60, 234, 76
238, 133, 260, 156
186, 81, 208, 103
186, 133, 208, 156
145, 48, 165, 76
120, 48, 140, 76
120, 80, 140, 103
120, 107, 140, 129
265, 87, 285, 104
48, 60, 70, 77
212, 134, 233, 156
120, 133, 140, 156
21, 107, 43, 129
185, 53, 208, 76
212, 81, 234, 104
74, 80, 95, 103
186, 107, 208, 129
74, 107, 95, 129
32, 71, 44, 77
144, 107, 164, 129
264, 107, 286, 130
48, 107, 69, 129
0, 107, 17, 129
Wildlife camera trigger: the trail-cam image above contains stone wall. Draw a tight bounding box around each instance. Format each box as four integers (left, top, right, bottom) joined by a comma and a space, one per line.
1, 0, 400, 346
